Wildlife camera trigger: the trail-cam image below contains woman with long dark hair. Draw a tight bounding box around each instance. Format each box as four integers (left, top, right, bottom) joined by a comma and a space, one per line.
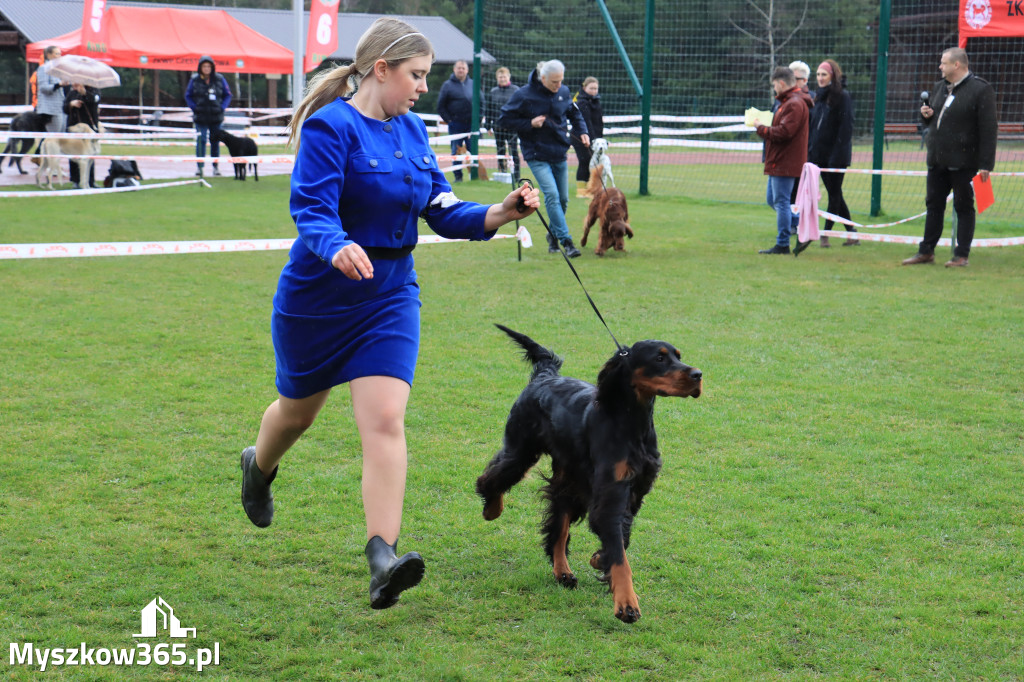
798, 59, 857, 253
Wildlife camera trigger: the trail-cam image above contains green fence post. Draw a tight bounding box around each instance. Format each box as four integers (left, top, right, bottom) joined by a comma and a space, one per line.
870, 0, 892, 217
640, 0, 654, 196
471, 0, 484, 181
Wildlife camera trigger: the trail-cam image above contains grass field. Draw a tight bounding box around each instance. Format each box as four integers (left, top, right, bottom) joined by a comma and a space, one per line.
2, 177, 1023, 679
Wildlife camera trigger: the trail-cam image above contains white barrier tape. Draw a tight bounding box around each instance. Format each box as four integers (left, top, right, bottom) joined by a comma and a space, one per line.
431, 132, 472, 145
0, 131, 198, 140
18, 153, 294, 164
818, 207, 931, 229
436, 154, 513, 162
813, 194, 952, 229
604, 124, 752, 136
0, 233, 514, 260
0, 179, 208, 199
0, 105, 33, 114
97, 104, 294, 116
818, 229, 1024, 247
819, 167, 1024, 178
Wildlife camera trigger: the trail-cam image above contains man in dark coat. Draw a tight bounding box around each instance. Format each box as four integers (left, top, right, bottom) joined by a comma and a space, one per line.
498, 59, 589, 257
754, 66, 812, 255
185, 56, 232, 177
903, 47, 997, 268
437, 60, 474, 183
486, 67, 520, 182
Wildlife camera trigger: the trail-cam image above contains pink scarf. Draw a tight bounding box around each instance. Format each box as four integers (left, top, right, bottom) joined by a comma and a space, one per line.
795, 162, 820, 242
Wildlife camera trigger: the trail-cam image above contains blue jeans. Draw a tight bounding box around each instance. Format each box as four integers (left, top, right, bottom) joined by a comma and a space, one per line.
526, 158, 570, 242
766, 176, 798, 247
195, 124, 221, 169
447, 120, 470, 181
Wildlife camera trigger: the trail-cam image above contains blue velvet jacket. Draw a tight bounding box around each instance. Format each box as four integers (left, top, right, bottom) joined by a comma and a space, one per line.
278, 98, 492, 315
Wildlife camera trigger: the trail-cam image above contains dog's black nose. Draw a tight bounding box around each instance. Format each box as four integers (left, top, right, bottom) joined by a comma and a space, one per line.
690, 369, 703, 381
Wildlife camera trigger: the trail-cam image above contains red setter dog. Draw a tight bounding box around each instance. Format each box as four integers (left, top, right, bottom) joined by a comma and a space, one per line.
581, 185, 633, 256
476, 325, 703, 623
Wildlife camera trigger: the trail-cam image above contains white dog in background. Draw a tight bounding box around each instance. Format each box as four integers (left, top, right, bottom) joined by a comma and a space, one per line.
35, 122, 102, 190
589, 137, 614, 189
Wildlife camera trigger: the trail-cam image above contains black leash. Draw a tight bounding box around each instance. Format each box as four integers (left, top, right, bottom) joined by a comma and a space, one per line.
516, 179, 627, 355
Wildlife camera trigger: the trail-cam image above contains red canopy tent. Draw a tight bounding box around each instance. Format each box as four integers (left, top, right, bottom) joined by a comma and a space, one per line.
26, 6, 293, 74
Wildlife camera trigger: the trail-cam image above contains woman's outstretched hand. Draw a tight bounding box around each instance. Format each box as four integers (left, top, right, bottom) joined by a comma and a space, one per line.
332, 243, 374, 280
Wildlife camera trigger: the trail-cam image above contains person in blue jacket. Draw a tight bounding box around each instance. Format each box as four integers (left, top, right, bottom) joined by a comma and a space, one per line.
498, 60, 589, 257
238, 17, 539, 611
185, 56, 231, 177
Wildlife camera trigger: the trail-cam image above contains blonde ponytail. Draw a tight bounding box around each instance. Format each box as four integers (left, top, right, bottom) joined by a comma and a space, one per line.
287, 63, 359, 149
286, 17, 433, 149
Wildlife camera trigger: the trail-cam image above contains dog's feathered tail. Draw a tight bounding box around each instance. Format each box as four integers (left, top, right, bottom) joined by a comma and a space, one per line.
495, 324, 563, 379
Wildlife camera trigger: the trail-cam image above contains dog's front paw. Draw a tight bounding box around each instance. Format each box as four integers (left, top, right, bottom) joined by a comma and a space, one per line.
614, 602, 641, 623
590, 550, 603, 571
555, 571, 578, 589
482, 495, 503, 521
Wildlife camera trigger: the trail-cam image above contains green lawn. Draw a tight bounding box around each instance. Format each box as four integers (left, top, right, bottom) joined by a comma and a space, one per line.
1, 177, 1022, 679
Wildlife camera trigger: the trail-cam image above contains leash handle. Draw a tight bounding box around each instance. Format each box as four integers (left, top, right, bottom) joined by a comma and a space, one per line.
516, 178, 625, 354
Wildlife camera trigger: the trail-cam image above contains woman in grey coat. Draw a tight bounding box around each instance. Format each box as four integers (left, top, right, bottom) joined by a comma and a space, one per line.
35, 46, 67, 133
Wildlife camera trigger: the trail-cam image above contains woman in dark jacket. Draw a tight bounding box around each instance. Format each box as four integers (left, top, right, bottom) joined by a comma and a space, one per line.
63, 83, 100, 188
572, 77, 603, 195
806, 59, 856, 247
185, 56, 232, 177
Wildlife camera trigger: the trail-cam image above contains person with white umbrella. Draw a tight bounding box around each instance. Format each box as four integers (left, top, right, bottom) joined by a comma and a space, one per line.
64, 83, 101, 189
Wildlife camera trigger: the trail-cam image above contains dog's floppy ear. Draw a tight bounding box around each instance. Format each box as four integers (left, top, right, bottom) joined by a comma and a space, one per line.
596, 349, 633, 405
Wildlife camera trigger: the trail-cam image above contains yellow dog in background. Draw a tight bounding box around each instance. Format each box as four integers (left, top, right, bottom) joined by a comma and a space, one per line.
36, 122, 103, 190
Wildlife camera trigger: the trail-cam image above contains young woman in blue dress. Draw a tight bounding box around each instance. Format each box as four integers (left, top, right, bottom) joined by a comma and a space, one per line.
239, 17, 539, 610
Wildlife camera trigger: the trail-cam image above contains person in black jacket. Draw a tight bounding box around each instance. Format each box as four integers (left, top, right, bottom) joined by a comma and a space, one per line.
805, 59, 856, 249
486, 67, 520, 181
498, 60, 589, 258
902, 47, 997, 268
185, 56, 232, 177
437, 60, 474, 183
571, 77, 603, 196
63, 83, 100, 189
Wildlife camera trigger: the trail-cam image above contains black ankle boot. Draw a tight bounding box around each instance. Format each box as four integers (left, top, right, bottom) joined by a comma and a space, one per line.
240, 446, 276, 528
365, 536, 425, 610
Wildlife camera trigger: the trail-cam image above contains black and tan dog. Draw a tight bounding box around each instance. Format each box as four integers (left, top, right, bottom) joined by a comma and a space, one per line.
476, 324, 702, 623
212, 129, 258, 181
1, 112, 47, 175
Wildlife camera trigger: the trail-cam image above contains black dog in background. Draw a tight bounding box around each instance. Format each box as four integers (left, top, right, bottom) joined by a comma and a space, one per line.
1, 112, 47, 174
212, 129, 258, 181
476, 325, 702, 623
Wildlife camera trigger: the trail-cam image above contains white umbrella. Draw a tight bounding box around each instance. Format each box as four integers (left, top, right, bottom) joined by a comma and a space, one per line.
47, 55, 121, 89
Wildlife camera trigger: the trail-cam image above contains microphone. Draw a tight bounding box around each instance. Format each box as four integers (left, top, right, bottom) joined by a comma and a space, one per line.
920, 91, 930, 106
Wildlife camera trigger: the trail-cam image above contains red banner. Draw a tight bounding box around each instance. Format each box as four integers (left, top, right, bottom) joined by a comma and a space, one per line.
304, 0, 340, 73
959, 0, 1024, 47
80, 0, 111, 59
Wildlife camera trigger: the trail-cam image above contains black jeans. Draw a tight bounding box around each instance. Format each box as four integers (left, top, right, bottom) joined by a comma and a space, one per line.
493, 129, 520, 180
922, 166, 976, 258
820, 171, 853, 232
571, 137, 592, 182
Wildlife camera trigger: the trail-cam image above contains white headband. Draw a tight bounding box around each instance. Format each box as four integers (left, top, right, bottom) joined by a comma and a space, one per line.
380, 32, 424, 57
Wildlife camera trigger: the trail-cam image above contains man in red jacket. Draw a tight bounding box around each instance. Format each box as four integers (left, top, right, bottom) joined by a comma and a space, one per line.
755, 67, 812, 254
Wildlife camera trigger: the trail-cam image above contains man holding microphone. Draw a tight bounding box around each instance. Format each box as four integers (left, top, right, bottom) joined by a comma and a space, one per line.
902, 47, 997, 268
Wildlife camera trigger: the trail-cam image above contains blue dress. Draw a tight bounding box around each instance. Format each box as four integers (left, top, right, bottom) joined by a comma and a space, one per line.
273, 98, 492, 399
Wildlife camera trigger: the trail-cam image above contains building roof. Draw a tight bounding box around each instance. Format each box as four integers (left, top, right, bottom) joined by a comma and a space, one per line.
0, 0, 491, 65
